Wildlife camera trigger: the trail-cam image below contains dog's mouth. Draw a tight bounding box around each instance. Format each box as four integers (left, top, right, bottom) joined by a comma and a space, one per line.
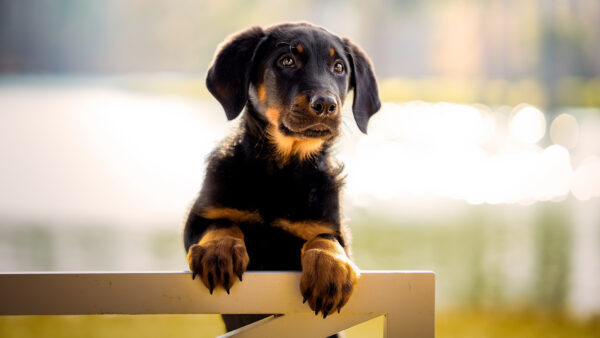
279, 122, 334, 139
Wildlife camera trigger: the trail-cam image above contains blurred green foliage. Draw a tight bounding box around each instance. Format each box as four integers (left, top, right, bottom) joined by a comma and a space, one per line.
379, 77, 600, 109
348, 203, 575, 311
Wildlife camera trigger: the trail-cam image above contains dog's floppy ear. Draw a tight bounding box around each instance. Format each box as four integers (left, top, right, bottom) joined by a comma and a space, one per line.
344, 38, 381, 134
206, 26, 267, 120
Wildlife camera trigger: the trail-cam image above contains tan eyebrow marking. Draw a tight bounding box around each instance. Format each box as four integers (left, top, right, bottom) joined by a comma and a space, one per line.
296, 43, 304, 53
330, 47, 335, 57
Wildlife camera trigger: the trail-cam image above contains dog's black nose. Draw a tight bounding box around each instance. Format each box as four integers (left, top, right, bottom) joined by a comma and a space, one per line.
309, 94, 338, 115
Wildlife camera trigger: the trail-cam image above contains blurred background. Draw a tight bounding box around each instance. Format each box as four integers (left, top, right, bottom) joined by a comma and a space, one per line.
1, 0, 599, 337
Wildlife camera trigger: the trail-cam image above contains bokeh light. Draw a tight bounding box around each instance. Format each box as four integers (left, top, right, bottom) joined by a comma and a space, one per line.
509, 105, 546, 144
571, 156, 600, 201
550, 113, 580, 149
345, 102, 578, 206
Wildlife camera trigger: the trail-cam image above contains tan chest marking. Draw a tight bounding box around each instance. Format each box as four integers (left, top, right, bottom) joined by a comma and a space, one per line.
201, 207, 263, 224
271, 219, 335, 241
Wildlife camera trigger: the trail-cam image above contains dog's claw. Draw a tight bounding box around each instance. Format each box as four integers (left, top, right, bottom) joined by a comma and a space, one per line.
191, 272, 196, 280
322, 303, 334, 318
223, 272, 230, 293
302, 289, 311, 303
302, 296, 307, 304
208, 273, 215, 294
315, 297, 322, 315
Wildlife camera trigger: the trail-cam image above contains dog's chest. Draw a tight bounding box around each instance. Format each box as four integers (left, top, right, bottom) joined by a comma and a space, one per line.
232, 158, 337, 221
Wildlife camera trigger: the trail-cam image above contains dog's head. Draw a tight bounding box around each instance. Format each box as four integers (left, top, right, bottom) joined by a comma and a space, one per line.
206, 22, 380, 159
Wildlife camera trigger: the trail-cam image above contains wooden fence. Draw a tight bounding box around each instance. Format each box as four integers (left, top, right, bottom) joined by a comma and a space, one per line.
0, 271, 434, 337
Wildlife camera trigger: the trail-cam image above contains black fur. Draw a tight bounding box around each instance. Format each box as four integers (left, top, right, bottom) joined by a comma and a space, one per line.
205, 26, 267, 120
184, 22, 380, 334
344, 38, 382, 133
184, 122, 344, 270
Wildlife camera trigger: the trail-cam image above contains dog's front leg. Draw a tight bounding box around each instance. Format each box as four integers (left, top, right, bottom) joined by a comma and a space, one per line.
187, 225, 249, 294
300, 234, 360, 318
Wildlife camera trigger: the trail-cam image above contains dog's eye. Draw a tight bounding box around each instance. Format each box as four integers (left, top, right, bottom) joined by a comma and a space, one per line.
280, 55, 296, 68
333, 61, 344, 73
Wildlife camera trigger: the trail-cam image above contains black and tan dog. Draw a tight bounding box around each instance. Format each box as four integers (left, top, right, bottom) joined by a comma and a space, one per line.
184, 22, 380, 332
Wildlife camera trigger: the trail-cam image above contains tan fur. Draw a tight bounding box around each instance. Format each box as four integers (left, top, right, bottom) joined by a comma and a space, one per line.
199, 226, 244, 244
272, 219, 335, 241
265, 107, 280, 125
292, 94, 308, 107
257, 84, 267, 103
299, 236, 360, 317
296, 43, 303, 53
265, 101, 325, 163
265, 106, 324, 163
201, 207, 262, 224
329, 47, 335, 57
287, 137, 324, 161
187, 225, 249, 294
267, 125, 324, 162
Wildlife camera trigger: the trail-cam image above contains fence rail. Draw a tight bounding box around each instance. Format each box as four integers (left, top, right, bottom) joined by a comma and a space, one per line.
0, 271, 434, 338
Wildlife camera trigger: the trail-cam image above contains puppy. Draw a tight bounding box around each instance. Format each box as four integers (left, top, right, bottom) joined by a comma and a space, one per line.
184, 22, 380, 332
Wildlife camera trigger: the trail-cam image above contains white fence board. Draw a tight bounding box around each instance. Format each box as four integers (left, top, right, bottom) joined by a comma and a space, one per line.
0, 271, 434, 337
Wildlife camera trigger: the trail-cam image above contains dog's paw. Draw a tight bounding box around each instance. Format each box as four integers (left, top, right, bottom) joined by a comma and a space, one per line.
299, 237, 360, 318
187, 229, 249, 294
